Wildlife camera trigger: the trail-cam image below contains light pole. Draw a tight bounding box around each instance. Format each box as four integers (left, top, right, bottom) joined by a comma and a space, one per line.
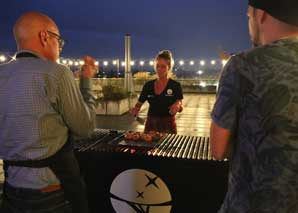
124, 34, 134, 93
117, 59, 120, 77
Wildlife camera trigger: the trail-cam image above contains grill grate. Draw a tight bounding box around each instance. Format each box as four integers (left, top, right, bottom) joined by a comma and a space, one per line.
75, 129, 217, 161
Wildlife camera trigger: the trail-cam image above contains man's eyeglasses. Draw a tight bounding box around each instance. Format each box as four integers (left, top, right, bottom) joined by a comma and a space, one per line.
47, 30, 66, 50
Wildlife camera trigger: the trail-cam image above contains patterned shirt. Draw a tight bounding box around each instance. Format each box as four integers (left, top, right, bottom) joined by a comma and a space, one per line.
0, 50, 96, 189
211, 38, 298, 213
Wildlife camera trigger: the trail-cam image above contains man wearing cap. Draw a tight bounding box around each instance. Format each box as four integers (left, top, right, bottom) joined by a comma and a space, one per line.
0, 12, 97, 212
210, 0, 298, 212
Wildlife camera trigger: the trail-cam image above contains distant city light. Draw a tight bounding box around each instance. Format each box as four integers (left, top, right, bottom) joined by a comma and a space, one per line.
200, 82, 207, 87
16, 55, 227, 69
6, 54, 226, 80
197, 70, 204, 75
0, 55, 6, 62
29, 55, 225, 71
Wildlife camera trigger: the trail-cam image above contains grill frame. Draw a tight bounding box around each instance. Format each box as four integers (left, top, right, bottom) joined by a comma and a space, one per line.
75, 129, 229, 213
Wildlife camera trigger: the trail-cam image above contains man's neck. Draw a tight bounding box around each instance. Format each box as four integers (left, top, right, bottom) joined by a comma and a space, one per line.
263, 30, 298, 45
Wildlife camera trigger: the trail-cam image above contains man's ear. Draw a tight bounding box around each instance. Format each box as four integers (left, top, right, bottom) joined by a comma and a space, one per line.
39, 31, 47, 47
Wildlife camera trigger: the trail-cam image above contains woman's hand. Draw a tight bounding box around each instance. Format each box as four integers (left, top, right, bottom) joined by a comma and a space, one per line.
169, 100, 183, 115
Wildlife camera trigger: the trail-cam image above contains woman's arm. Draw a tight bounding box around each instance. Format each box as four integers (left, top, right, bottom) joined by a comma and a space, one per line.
130, 101, 143, 116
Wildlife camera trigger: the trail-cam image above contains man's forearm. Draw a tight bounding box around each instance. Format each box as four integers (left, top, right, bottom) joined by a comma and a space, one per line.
79, 77, 96, 109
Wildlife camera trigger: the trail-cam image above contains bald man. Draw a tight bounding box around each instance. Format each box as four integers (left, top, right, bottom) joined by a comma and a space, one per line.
210, 0, 298, 212
0, 12, 96, 213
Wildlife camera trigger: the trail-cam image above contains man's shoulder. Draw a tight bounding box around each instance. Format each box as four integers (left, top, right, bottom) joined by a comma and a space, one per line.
229, 40, 298, 79
42, 60, 70, 73
14, 58, 71, 74
240, 40, 294, 64
222, 46, 272, 78
0, 58, 69, 75
227, 48, 263, 67
242, 44, 270, 57
221, 53, 249, 76
38, 60, 73, 79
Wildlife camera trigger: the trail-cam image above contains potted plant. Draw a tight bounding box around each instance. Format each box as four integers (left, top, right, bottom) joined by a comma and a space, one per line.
96, 85, 137, 115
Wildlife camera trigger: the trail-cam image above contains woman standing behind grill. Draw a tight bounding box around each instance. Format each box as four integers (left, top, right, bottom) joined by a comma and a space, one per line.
131, 50, 183, 133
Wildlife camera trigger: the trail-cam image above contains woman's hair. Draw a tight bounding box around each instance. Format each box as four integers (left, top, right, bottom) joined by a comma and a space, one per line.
154, 50, 175, 72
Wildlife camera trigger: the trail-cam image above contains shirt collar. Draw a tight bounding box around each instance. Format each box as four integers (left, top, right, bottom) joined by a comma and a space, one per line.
15, 50, 43, 59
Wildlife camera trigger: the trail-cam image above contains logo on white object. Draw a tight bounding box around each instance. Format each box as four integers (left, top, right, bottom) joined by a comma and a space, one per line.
110, 169, 172, 213
167, 89, 173, 95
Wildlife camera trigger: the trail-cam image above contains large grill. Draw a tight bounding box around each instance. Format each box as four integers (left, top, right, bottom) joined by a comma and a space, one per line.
76, 129, 215, 160
75, 129, 229, 213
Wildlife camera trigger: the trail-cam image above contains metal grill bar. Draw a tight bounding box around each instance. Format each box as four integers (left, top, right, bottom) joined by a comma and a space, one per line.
79, 134, 110, 152
177, 136, 191, 159
182, 136, 194, 159
197, 137, 204, 160
92, 133, 124, 151
192, 136, 200, 160
149, 134, 174, 156
156, 134, 178, 157
202, 137, 208, 160
187, 136, 196, 159
207, 137, 213, 160
76, 132, 106, 151
166, 135, 186, 157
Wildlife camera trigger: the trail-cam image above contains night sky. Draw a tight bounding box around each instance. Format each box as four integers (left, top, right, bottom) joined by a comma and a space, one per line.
0, 0, 252, 60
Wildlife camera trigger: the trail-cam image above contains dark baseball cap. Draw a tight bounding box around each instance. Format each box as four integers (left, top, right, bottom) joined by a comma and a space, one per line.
249, 0, 298, 26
